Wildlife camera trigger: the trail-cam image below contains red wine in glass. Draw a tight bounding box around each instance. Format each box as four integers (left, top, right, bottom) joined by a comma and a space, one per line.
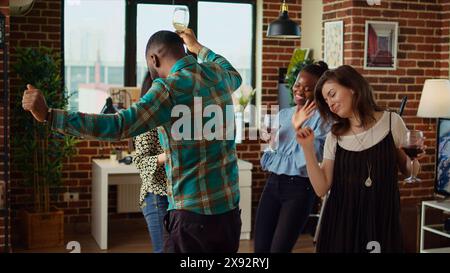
402, 145, 424, 160
402, 130, 424, 183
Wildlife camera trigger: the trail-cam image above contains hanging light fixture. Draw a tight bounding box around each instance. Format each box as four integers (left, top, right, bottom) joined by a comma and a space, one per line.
266, 0, 301, 39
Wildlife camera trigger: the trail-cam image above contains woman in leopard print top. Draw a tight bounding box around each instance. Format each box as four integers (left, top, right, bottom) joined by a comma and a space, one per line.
134, 130, 168, 205
133, 72, 169, 253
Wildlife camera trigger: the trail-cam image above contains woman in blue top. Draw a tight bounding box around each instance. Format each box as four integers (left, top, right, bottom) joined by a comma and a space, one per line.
254, 61, 330, 253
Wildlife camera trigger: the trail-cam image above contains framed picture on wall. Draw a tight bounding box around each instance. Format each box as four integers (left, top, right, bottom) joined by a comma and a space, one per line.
364, 21, 398, 70
436, 118, 450, 196
324, 20, 344, 69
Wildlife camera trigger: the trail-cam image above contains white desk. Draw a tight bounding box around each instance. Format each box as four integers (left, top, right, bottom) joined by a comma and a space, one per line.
91, 158, 253, 250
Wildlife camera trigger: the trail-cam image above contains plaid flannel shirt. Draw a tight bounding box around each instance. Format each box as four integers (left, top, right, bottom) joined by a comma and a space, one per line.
51, 46, 242, 215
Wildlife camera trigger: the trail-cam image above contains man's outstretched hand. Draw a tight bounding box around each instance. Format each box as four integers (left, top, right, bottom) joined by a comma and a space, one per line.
177, 28, 203, 55
22, 84, 49, 122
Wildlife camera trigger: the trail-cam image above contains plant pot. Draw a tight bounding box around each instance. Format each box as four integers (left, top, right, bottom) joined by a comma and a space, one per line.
19, 208, 64, 249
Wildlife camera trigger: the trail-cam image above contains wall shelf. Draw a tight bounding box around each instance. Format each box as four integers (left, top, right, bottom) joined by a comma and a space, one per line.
420, 200, 450, 253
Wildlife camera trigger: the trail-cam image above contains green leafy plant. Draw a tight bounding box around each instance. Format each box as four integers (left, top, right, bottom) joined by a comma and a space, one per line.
285, 58, 314, 105
232, 84, 256, 112
11, 47, 78, 213
285, 58, 314, 91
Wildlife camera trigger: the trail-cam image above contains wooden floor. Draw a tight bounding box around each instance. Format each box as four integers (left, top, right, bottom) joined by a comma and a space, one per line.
14, 218, 316, 253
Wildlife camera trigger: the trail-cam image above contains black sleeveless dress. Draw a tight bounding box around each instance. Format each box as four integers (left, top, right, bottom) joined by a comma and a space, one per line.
316, 112, 403, 253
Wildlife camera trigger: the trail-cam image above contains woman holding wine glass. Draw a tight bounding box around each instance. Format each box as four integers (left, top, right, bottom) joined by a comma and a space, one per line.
402, 130, 426, 183
293, 65, 425, 252
254, 61, 330, 253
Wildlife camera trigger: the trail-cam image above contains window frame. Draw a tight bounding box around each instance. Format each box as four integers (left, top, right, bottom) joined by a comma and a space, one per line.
126, 0, 255, 88
62, 0, 256, 104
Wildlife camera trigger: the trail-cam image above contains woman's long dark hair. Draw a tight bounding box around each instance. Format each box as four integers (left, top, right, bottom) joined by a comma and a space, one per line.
314, 65, 383, 136
302, 61, 329, 79
141, 71, 153, 98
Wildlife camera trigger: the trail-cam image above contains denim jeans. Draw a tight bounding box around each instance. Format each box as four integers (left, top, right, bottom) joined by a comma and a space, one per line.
141, 192, 169, 253
254, 173, 316, 253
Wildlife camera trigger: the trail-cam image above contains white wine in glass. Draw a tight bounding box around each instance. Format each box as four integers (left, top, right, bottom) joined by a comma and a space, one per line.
172, 7, 189, 32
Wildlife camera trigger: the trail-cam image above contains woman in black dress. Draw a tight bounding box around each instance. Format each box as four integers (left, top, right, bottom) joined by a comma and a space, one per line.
292, 65, 424, 253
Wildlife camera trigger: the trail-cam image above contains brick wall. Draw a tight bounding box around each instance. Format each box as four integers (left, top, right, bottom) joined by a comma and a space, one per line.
6, 0, 448, 248
0, 0, 9, 253
322, 0, 447, 206
8, 0, 134, 248
321, 0, 450, 252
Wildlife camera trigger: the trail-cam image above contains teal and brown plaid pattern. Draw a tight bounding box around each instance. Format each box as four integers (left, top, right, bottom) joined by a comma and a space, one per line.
51, 47, 242, 215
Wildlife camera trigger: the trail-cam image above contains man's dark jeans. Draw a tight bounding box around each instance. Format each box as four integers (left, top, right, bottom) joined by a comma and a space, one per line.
164, 207, 242, 253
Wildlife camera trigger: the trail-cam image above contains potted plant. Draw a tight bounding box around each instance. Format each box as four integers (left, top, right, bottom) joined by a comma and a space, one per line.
11, 47, 78, 249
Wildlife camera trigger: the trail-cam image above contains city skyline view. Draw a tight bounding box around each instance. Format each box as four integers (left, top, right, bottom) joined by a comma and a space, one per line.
64, 0, 253, 113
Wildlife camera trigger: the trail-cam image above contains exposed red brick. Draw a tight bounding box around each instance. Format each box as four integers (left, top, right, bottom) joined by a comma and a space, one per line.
3, 1, 448, 246
321, 0, 447, 212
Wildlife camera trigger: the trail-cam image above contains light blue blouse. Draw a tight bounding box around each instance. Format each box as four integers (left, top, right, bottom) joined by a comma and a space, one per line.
260, 106, 329, 177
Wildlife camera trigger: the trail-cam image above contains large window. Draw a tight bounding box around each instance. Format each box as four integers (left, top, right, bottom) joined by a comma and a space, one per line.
64, 0, 125, 113
136, 4, 189, 86
198, 2, 253, 86
64, 0, 255, 112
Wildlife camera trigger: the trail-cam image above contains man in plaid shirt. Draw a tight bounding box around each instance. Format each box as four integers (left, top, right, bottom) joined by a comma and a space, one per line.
22, 29, 242, 253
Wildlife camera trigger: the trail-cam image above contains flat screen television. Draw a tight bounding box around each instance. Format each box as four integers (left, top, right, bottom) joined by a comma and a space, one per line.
436, 118, 450, 196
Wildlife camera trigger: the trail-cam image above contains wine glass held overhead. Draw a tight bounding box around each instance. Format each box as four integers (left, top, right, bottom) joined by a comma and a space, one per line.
172, 6, 189, 32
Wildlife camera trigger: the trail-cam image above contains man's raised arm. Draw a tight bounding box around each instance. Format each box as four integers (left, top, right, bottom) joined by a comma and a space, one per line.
178, 28, 242, 91
22, 82, 172, 141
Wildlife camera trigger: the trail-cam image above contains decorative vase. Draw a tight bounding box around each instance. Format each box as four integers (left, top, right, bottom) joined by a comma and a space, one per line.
235, 111, 244, 144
